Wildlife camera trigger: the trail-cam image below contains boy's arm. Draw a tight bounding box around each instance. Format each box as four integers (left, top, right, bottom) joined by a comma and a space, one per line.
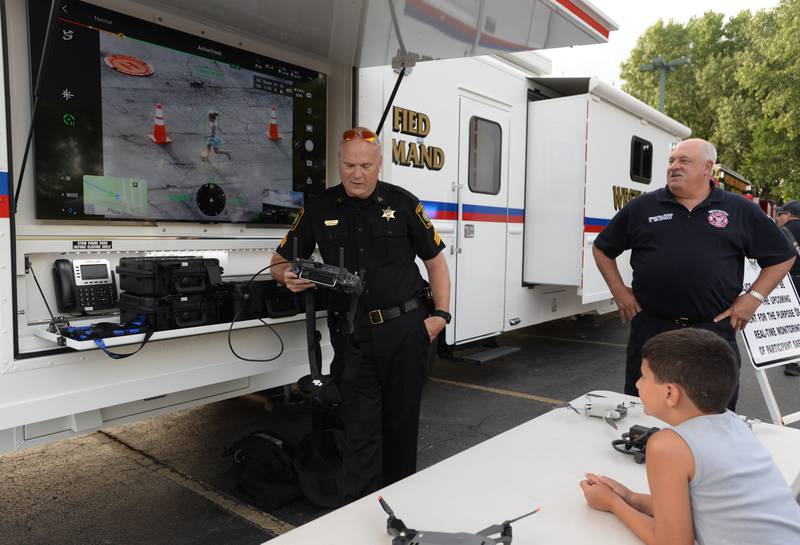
594, 475, 653, 515
628, 491, 654, 517
640, 430, 695, 545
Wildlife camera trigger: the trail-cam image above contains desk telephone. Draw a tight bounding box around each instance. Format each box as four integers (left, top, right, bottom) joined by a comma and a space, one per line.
53, 258, 118, 313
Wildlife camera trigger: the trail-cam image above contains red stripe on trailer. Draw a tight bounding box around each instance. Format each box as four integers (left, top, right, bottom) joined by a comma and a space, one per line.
553, 0, 610, 39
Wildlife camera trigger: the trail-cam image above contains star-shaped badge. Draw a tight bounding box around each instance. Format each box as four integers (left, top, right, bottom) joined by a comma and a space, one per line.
381, 207, 396, 221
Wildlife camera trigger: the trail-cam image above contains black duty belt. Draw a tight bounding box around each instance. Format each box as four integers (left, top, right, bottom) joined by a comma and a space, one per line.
643, 311, 710, 328
363, 296, 427, 326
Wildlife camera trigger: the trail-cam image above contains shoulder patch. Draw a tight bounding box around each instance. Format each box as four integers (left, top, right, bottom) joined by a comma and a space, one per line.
289, 207, 305, 231
416, 203, 433, 229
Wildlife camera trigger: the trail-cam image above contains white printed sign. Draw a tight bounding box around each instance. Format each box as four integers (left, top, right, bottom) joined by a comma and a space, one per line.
741, 260, 800, 369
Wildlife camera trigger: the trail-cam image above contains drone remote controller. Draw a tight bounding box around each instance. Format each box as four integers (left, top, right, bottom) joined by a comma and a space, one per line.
612, 424, 661, 464
289, 259, 363, 295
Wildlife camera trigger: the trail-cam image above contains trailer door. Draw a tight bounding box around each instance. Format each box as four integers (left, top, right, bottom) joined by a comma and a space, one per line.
454, 96, 509, 343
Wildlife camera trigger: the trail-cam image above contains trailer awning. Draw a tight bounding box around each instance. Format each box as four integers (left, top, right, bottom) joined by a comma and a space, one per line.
128, 0, 617, 67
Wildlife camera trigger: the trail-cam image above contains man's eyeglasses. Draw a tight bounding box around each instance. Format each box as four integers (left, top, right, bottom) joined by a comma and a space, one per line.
342, 128, 378, 143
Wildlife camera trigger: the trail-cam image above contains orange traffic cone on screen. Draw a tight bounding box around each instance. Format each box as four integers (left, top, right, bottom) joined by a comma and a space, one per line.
268, 104, 281, 141
147, 103, 172, 144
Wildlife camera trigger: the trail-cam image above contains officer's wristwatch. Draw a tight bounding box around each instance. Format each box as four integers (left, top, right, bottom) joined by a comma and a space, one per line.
431, 310, 452, 324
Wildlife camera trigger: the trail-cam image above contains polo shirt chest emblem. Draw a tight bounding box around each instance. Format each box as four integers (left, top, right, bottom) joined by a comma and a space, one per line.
648, 213, 673, 223
708, 209, 729, 229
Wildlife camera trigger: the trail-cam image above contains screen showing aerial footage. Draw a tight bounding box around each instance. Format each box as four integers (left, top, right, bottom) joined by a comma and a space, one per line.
29, 0, 326, 224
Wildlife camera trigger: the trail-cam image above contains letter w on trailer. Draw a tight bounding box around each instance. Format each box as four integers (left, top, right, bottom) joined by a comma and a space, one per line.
0, 0, 616, 453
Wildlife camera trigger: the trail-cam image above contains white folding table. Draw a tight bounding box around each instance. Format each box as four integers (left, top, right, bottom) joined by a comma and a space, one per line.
266, 391, 800, 544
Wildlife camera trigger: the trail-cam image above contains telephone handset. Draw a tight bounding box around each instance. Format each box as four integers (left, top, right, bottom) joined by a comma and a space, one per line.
53, 258, 118, 313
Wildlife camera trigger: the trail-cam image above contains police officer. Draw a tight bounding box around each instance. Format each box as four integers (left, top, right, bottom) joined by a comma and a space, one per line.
270, 127, 451, 497
593, 138, 795, 409
776, 200, 800, 376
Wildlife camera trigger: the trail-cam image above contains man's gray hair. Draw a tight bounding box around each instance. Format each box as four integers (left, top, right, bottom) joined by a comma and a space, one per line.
703, 141, 718, 164
680, 138, 718, 164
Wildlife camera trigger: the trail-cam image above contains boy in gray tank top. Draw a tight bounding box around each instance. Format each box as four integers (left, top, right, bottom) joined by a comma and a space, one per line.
579, 328, 800, 545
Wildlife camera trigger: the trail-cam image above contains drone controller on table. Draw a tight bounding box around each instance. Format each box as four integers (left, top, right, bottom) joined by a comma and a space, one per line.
612, 425, 662, 464
379, 497, 539, 545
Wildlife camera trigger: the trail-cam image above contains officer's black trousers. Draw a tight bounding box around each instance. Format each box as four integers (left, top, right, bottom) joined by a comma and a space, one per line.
330, 306, 433, 499
624, 312, 741, 411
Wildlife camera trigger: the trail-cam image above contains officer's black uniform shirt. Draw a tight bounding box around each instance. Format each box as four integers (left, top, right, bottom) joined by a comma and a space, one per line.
276, 181, 445, 311
594, 182, 795, 320
781, 219, 800, 276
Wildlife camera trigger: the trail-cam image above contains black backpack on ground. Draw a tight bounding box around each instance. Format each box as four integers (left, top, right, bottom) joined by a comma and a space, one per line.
293, 429, 354, 508
224, 431, 302, 510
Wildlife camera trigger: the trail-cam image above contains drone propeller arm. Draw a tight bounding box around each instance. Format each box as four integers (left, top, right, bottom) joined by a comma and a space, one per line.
378, 497, 414, 542
477, 507, 541, 542
475, 523, 504, 537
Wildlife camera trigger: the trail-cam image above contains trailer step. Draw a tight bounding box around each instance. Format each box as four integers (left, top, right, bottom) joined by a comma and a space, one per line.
459, 345, 521, 364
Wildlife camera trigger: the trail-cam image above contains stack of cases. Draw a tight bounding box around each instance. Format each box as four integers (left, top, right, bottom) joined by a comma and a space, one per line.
116, 257, 224, 331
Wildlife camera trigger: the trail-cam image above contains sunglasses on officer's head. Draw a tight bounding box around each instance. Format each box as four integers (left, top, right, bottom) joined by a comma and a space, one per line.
342, 128, 378, 143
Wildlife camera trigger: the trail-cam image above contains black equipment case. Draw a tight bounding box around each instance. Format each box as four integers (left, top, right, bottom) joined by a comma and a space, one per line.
118, 292, 220, 331
116, 256, 223, 297
217, 276, 303, 322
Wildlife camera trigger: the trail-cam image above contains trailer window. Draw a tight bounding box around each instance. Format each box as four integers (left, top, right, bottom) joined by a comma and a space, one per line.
630, 136, 653, 184
468, 117, 502, 195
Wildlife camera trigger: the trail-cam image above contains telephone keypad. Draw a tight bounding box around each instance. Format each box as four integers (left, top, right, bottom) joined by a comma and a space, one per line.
78, 285, 116, 310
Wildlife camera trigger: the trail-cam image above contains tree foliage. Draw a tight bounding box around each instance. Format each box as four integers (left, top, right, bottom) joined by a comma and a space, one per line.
620, 0, 800, 199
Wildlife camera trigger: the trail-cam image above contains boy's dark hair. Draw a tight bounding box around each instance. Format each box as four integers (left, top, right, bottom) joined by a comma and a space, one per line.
641, 328, 736, 413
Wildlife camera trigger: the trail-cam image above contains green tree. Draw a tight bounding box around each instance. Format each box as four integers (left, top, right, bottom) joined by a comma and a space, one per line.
618, 5, 800, 199
733, 0, 800, 198
620, 12, 748, 143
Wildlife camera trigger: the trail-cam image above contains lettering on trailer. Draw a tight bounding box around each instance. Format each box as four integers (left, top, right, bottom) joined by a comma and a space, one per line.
391, 106, 445, 171
612, 185, 644, 210
740, 259, 800, 369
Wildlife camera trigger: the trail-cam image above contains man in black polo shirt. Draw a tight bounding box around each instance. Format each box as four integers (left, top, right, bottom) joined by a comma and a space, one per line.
776, 200, 800, 376
593, 138, 795, 409
270, 127, 451, 498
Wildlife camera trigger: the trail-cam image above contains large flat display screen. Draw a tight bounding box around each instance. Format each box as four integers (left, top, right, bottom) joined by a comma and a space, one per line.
29, 0, 326, 224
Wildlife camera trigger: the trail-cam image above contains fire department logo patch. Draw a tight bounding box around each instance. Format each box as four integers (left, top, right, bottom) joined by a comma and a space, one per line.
708, 209, 729, 229
416, 203, 433, 229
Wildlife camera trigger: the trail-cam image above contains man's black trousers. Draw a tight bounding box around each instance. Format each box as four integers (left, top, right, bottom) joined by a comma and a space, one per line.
624, 312, 741, 411
329, 306, 433, 499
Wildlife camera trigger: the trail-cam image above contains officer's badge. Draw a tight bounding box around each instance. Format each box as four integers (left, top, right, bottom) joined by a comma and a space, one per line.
289, 207, 305, 231
324, 219, 339, 226
381, 207, 396, 221
415, 203, 433, 229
